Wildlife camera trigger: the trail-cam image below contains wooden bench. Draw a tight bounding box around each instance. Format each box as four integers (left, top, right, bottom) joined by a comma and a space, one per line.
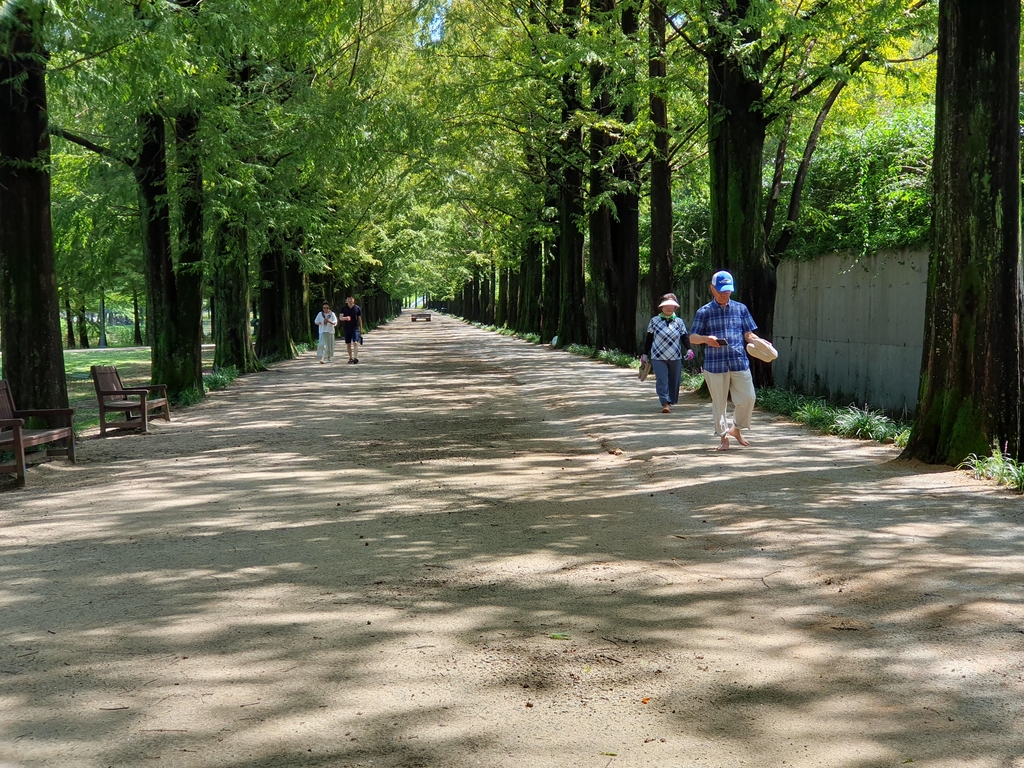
411, 312, 431, 322
0, 381, 76, 487
91, 365, 170, 436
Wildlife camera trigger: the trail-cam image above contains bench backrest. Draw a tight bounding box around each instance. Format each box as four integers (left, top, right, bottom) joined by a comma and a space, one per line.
91, 365, 128, 401
0, 381, 16, 425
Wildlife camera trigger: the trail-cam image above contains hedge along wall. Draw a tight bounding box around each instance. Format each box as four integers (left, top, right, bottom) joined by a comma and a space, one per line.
663, 249, 929, 413
773, 249, 928, 413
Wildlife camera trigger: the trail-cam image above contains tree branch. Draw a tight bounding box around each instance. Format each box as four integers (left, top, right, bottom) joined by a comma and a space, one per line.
48, 126, 134, 167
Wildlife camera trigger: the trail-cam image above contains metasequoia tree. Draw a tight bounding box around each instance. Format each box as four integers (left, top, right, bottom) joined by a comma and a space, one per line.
903, 0, 1021, 463
588, 0, 642, 353
689, 0, 933, 383
0, 2, 69, 410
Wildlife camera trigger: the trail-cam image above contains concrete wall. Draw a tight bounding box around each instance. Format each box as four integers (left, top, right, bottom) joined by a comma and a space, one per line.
773, 249, 928, 413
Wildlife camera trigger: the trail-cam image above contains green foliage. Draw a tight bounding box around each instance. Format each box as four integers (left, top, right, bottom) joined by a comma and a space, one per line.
959, 446, 1024, 493
173, 386, 204, 407
793, 400, 840, 431
785, 106, 933, 259
830, 405, 900, 441
203, 365, 239, 391
756, 389, 908, 445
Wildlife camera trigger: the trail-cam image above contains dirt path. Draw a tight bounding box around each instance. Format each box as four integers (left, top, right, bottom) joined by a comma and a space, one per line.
3, 311, 1024, 768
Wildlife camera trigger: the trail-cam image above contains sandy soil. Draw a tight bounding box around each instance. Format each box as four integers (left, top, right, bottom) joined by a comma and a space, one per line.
3, 311, 1024, 768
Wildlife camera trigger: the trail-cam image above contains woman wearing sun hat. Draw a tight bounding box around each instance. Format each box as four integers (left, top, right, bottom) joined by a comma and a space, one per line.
642, 293, 694, 413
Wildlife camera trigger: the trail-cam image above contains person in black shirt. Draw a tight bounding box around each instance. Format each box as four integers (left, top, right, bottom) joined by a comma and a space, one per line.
340, 296, 364, 364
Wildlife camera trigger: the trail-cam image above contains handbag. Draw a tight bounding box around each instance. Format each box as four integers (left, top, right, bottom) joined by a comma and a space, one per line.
638, 356, 653, 382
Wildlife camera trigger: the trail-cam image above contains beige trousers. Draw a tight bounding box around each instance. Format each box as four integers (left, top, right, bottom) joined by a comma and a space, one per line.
318, 333, 335, 361
703, 369, 755, 435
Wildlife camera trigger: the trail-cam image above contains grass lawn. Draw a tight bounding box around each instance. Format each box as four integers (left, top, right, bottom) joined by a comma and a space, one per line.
1, 346, 216, 433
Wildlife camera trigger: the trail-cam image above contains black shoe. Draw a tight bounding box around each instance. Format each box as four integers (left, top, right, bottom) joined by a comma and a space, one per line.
353, 358, 359, 364
348, 359, 355, 364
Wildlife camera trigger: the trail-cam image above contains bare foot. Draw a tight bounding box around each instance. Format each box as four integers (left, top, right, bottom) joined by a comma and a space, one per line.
716, 434, 730, 451
728, 427, 750, 447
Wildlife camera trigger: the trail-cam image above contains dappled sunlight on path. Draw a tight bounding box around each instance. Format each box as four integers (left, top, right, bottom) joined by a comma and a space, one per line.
2, 312, 1023, 768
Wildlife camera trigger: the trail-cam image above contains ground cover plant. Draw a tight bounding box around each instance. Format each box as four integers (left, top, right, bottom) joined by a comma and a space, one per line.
959, 446, 1024, 493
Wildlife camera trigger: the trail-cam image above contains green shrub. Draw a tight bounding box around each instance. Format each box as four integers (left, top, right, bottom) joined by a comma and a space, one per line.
565, 343, 595, 357
596, 349, 636, 368
831, 405, 896, 441
755, 388, 804, 417
173, 386, 204, 407
204, 365, 239, 391
105, 325, 139, 347
792, 400, 838, 430
680, 371, 704, 391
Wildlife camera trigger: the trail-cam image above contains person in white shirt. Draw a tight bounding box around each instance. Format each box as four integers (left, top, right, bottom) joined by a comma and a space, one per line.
315, 303, 338, 363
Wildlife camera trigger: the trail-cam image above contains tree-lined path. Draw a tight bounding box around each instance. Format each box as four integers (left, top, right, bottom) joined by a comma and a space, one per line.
3, 312, 1024, 767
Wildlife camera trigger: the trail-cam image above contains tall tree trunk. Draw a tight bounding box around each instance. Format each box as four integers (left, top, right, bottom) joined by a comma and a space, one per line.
548, 0, 586, 346
64, 295, 75, 348
171, 112, 205, 390
517, 237, 542, 334
77, 303, 89, 348
286, 257, 310, 346
256, 240, 295, 359
132, 288, 144, 345
0, 4, 69, 410
556, 94, 586, 341
98, 291, 107, 347
707, 0, 775, 385
648, 0, 673, 315
496, 266, 509, 327
904, 0, 1022, 463
590, 0, 641, 353
136, 112, 204, 397
212, 217, 262, 372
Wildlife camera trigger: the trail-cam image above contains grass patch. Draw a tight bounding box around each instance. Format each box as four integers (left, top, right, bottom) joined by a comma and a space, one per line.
57, 346, 217, 432
959, 445, 1024, 492
793, 399, 840, 430
756, 388, 908, 446
204, 365, 239, 391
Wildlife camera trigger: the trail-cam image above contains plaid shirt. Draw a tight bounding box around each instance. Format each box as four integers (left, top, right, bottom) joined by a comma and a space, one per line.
690, 300, 757, 373
646, 315, 689, 361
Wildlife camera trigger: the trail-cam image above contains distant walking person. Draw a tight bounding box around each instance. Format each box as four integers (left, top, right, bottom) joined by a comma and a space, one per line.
315, 302, 337, 364
642, 294, 694, 414
688, 271, 764, 450
340, 296, 364, 364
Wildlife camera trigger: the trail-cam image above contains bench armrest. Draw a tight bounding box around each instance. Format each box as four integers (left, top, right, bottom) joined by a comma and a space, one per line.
0, 418, 26, 429
96, 388, 144, 397
146, 384, 168, 395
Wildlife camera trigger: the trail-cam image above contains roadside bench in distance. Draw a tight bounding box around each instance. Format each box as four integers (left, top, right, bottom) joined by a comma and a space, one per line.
91, 365, 171, 436
0, 381, 76, 488
411, 312, 431, 322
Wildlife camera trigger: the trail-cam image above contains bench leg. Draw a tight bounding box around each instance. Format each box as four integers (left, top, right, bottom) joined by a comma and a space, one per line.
140, 403, 149, 434
13, 427, 26, 487
67, 432, 76, 463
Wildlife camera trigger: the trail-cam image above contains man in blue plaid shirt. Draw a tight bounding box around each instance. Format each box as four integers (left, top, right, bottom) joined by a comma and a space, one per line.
689, 270, 764, 451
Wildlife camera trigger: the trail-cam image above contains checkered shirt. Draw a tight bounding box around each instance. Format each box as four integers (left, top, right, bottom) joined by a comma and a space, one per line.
646, 315, 689, 361
690, 300, 757, 373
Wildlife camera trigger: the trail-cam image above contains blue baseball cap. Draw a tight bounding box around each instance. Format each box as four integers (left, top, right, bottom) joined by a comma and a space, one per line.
712, 270, 735, 292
